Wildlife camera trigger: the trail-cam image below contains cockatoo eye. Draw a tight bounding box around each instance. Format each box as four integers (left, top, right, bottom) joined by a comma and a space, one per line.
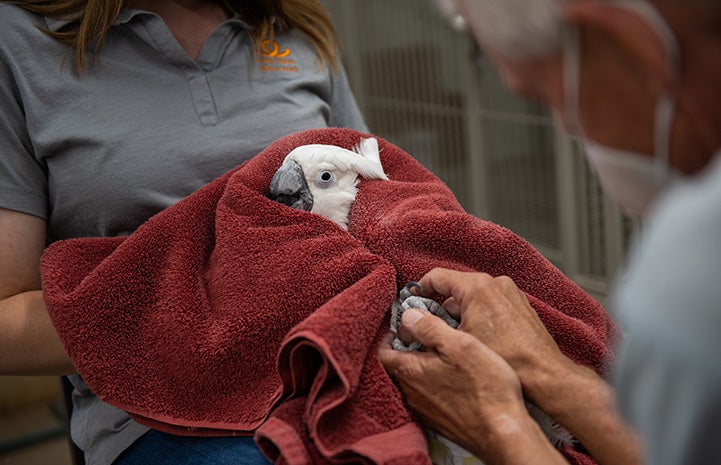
315, 170, 336, 189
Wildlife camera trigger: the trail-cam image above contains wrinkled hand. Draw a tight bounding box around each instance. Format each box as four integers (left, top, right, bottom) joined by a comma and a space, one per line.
380, 269, 639, 465
378, 307, 535, 461
416, 268, 573, 400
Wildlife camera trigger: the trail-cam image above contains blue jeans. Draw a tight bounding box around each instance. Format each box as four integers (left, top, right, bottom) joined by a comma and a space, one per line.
114, 429, 273, 465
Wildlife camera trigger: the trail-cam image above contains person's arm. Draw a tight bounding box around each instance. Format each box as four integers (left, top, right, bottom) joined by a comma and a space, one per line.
417, 268, 644, 465
0, 208, 75, 375
521, 353, 643, 465
379, 308, 567, 465
327, 61, 368, 132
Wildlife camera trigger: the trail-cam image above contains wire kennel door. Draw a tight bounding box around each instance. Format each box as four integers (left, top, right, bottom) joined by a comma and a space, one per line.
322, 0, 635, 302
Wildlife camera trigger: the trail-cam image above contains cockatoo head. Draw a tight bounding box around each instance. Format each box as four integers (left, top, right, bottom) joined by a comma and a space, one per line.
268, 137, 388, 230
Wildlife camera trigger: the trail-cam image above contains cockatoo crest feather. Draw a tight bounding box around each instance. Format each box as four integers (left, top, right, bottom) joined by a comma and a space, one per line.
284, 137, 387, 182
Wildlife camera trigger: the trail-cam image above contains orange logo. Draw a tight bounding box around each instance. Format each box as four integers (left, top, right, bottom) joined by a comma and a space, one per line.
258, 39, 298, 73
259, 40, 291, 58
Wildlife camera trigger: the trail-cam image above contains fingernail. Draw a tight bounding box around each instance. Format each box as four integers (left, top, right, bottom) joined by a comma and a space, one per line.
402, 308, 424, 326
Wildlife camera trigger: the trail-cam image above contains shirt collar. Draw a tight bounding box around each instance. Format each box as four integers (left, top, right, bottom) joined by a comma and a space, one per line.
44, 9, 151, 33
45, 10, 253, 33
226, 12, 254, 30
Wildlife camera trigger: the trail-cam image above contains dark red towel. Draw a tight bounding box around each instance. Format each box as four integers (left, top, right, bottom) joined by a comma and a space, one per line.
41, 128, 618, 465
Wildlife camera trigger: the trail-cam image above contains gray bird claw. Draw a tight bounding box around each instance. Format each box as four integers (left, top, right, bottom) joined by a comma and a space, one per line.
400, 281, 422, 299
390, 281, 459, 352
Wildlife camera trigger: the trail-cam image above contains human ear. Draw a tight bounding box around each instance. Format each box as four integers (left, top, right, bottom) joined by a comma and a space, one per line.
563, 1, 679, 91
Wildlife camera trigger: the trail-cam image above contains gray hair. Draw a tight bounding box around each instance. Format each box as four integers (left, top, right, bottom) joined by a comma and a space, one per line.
458, 0, 567, 61
453, 0, 694, 62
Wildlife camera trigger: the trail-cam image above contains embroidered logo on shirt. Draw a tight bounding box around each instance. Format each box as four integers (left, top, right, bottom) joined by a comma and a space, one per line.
258, 40, 298, 73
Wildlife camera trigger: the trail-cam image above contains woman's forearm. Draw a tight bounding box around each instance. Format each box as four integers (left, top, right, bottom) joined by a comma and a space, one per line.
522, 358, 644, 465
0, 290, 76, 375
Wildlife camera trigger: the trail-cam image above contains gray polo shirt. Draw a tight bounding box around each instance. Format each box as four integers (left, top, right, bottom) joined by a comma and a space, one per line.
0, 5, 366, 464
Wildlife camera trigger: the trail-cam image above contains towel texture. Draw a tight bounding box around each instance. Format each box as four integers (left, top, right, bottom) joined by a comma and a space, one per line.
41, 128, 618, 465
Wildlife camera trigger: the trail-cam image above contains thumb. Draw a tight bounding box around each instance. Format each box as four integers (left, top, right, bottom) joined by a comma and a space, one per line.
402, 308, 455, 350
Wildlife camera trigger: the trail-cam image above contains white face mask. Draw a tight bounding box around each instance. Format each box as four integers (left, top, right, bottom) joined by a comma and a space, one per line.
563, 2, 682, 217
583, 138, 677, 217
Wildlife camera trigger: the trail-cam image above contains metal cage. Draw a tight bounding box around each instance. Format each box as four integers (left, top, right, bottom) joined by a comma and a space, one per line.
322, 0, 636, 303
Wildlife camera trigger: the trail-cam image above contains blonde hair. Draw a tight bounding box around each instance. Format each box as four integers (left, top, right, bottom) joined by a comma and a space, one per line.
8, 0, 339, 72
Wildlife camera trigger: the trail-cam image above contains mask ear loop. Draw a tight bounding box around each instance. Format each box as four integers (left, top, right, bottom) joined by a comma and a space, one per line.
562, 25, 587, 144
619, 1, 681, 184
653, 94, 676, 182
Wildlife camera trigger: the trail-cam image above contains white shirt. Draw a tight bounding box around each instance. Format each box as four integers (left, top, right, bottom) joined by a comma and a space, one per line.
613, 151, 721, 465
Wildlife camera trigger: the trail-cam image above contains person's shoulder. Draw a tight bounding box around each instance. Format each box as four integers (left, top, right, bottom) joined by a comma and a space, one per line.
0, 3, 51, 53
641, 154, 721, 278
0, 4, 66, 66
615, 154, 721, 350
651, 154, 721, 236
0, 3, 46, 29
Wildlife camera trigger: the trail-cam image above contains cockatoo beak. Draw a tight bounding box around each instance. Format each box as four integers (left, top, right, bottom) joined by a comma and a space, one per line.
268, 160, 314, 211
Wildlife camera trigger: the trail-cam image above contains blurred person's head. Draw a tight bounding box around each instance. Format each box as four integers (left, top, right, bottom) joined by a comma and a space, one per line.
441, 0, 721, 216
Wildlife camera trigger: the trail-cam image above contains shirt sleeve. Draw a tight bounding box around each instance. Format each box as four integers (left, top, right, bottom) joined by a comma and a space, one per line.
0, 43, 48, 219
327, 60, 368, 132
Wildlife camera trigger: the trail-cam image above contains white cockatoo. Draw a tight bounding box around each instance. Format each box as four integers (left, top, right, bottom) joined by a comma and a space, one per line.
268, 137, 388, 229
269, 138, 575, 465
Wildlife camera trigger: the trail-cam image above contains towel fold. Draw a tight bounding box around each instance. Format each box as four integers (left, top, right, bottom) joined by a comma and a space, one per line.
41, 128, 618, 464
